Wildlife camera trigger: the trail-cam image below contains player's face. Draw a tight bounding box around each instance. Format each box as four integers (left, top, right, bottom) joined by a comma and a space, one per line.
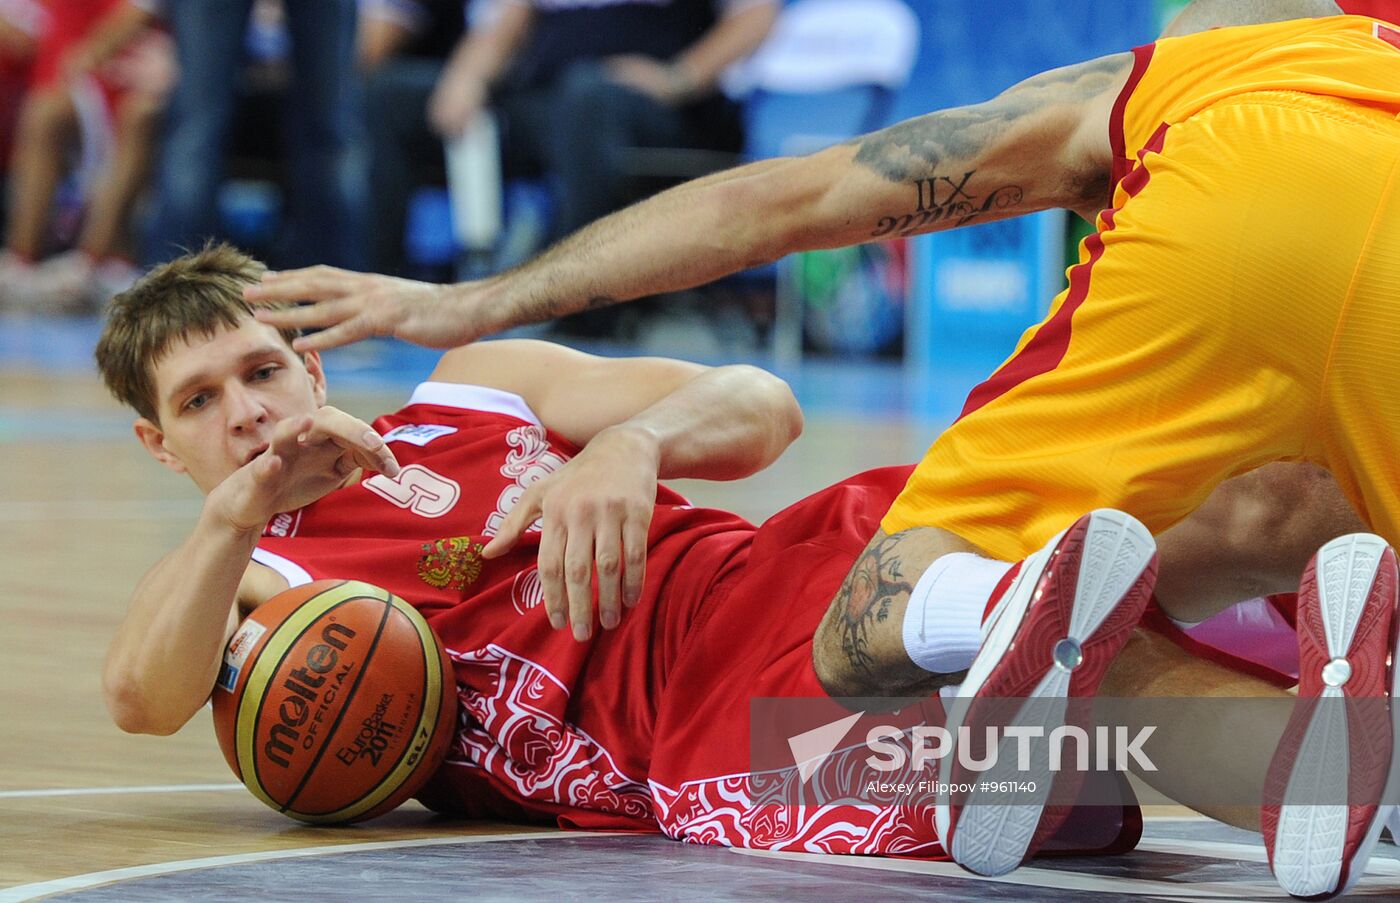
136, 317, 327, 492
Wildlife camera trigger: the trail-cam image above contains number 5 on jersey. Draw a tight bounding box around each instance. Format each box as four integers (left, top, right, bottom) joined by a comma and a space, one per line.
364, 465, 461, 518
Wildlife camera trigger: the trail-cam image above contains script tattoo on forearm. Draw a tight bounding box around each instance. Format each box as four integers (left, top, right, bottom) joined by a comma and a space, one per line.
870, 172, 1025, 237
854, 53, 1129, 236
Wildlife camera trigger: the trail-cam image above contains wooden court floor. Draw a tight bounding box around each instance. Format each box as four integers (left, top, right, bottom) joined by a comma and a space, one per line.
0, 368, 929, 893
9, 367, 1400, 900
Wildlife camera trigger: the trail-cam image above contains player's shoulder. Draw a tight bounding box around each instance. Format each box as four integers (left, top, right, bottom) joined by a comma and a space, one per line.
425, 338, 609, 423
390, 379, 544, 430
429, 338, 592, 393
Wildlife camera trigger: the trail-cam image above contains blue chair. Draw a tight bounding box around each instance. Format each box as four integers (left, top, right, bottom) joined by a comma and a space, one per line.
725, 0, 921, 361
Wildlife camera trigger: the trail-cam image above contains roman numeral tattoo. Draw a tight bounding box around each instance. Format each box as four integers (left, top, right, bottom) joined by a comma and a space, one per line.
852, 52, 1129, 238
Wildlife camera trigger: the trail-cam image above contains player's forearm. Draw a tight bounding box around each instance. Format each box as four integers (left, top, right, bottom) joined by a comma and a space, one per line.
102, 501, 258, 735
671, 1, 778, 95
455, 55, 1126, 332
458, 154, 822, 331
606, 364, 802, 482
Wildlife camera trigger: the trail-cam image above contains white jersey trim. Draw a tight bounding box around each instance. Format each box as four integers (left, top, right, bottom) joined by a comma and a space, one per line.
406, 382, 541, 425
251, 548, 313, 588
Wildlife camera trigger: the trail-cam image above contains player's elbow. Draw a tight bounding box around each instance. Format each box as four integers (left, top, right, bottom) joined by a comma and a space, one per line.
102, 669, 187, 736
726, 364, 803, 469
757, 367, 804, 449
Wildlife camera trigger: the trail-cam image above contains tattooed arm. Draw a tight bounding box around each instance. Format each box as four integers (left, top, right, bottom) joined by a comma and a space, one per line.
248, 53, 1132, 350
500, 52, 1130, 310
812, 526, 981, 700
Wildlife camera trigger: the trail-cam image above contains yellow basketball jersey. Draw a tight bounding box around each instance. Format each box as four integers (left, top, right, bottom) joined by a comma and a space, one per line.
1114, 16, 1400, 182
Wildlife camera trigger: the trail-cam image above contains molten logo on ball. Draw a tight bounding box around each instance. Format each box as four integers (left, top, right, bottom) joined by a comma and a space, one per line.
264, 620, 357, 769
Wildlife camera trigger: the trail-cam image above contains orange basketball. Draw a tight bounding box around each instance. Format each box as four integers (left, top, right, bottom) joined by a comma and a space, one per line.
211, 579, 457, 824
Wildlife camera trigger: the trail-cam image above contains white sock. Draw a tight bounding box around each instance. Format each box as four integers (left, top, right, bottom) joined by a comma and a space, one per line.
901, 552, 1013, 674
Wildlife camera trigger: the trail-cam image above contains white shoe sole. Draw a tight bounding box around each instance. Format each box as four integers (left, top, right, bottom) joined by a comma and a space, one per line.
1270, 534, 1399, 900
937, 509, 1157, 877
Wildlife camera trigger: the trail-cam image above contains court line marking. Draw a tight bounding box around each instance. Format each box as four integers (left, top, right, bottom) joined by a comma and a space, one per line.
1138, 814, 1213, 822
726, 846, 1283, 900
3, 795, 1391, 902
0, 783, 244, 800
1137, 838, 1400, 876
0, 830, 583, 902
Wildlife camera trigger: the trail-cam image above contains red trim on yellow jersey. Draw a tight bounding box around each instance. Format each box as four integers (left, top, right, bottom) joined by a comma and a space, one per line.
957, 122, 1171, 422
1109, 43, 1156, 195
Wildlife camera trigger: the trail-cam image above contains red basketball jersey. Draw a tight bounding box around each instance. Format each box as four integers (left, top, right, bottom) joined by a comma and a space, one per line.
254, 381, 755, 830
252, 382, 1290, 862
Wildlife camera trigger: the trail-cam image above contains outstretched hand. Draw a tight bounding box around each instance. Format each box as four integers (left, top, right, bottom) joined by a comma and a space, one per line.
482, 427, 659, 642
244, 266, 488, 353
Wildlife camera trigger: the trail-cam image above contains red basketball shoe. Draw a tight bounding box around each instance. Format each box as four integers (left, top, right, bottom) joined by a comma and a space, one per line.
1263, 533, 1400, 900
935, 509, 1158, 876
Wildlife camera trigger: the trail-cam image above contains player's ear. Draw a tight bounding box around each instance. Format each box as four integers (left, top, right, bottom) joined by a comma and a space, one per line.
302, 351, 327, 406
134, 417, 188, 475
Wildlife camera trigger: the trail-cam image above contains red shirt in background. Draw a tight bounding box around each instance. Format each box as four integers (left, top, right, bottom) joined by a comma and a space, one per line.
1339, 0, 1400, 24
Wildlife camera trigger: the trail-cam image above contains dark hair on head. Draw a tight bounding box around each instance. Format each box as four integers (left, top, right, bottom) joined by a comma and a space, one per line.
94, 242, 300, 422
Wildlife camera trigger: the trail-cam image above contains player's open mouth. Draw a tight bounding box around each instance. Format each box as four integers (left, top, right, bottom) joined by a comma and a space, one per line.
244, 444, 270, 466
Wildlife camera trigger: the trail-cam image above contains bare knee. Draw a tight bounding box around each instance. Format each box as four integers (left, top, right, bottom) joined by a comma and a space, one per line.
114, 93, 163, 137
17, 90, 76, 147
1222, 463, 1362, 578
811, 526, 978, 700
811, 614, 864, 698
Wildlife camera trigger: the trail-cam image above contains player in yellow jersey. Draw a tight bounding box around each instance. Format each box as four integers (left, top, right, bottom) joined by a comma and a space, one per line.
249, 1, 1399, 897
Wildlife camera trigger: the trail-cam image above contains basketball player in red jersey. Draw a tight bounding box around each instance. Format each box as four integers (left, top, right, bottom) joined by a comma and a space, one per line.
99, 244, 1359, 868
248, 0, 1400, 893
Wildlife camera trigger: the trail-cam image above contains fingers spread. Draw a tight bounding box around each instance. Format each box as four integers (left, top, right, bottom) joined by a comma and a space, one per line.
482, 490, 538, 559
243, 267, 352, 303
252, 298, 353, 331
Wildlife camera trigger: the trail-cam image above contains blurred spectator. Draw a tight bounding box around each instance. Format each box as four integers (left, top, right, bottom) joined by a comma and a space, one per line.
0, 0, 45, 199
0, 0, 169, 313
361, 0, 468, 277
359, 0, 466, 72
151, 0, 366, 270
370, 0, 778, 279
